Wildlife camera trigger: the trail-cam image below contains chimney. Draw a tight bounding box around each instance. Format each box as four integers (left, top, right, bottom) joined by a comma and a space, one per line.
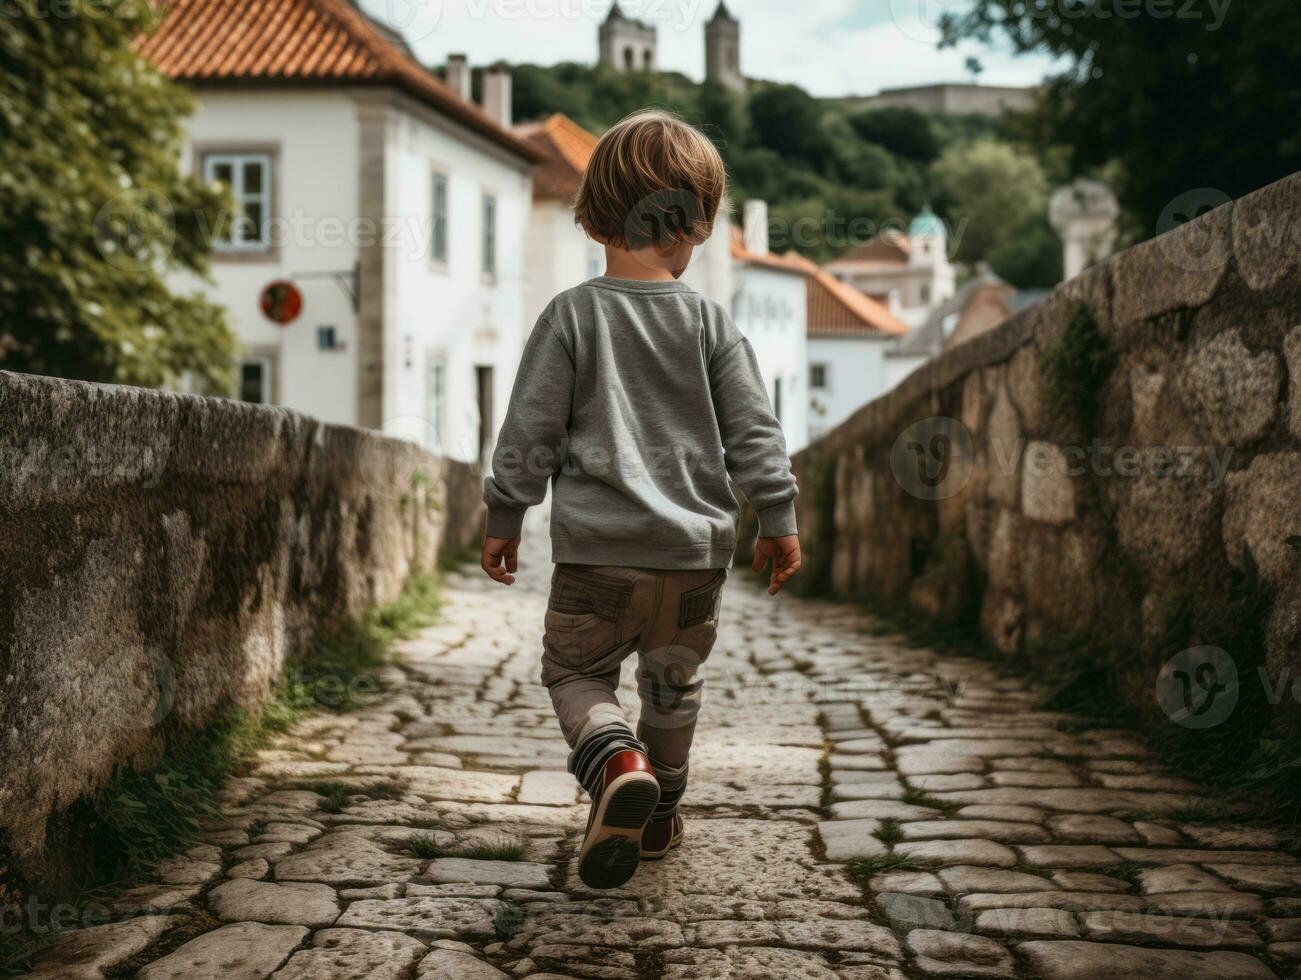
482, 63, 513, 128
743, 199, 769, 256
446, 53, 471, 102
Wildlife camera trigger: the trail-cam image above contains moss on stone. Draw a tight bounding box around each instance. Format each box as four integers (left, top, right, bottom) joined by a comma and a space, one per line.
1039, 304, 1113, 437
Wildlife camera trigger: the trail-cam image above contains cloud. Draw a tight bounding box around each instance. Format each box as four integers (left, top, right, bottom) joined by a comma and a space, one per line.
364, 0, 1062, 98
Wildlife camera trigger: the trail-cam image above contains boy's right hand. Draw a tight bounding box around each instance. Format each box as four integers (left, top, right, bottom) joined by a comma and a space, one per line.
482, 535, 520, 586
753, 535, 802, 595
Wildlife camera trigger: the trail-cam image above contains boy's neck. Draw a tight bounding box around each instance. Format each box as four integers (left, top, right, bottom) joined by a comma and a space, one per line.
603, 245, 683, 282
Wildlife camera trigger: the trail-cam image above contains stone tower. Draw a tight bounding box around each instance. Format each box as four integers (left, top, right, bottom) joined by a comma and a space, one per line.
705, 1, 744, 92
599, 2, 657, 73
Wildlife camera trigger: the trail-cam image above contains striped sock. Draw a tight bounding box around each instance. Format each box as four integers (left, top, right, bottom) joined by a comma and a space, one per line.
650, 759, 688, 819
571, 723, 649, 799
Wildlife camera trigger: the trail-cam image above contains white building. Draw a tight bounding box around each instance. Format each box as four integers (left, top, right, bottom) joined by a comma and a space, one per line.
139, 0, 539, 465
729, 202, 810, 453
886, 266, 1049, 388
803, 262, 911, 441
515, 114, 605, 324
824, 208, 956, 330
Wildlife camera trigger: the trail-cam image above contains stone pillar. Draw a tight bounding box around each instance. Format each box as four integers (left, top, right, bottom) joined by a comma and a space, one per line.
1049, 178, 1120, 281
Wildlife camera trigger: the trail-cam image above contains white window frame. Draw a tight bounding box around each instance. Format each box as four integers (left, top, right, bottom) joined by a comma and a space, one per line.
481, 192, 497, 278
203, 152, 273, 253
425, 352, 447, 451
431, 171, 449, 266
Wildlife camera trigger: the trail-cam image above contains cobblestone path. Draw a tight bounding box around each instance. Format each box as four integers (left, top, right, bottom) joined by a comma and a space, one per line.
29, 568, 1301, 979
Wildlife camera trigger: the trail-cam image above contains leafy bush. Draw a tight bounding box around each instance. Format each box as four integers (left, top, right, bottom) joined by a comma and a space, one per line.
0, 0, 235, 388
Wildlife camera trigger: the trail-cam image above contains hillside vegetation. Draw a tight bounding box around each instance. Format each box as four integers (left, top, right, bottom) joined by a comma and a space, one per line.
510, 62, 1064, 287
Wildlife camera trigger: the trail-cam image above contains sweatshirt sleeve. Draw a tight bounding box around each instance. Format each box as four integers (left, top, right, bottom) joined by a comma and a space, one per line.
708, 335, 799, 537
482, 316, 574, 539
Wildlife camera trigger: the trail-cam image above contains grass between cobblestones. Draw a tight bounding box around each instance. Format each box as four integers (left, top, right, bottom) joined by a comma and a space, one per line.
845, 854, 927, 880
873, 820, 905, 846
0, 572, 442, 979
299, 778, 408, 815
402, 833, 528, 862
901, 787, 960, 815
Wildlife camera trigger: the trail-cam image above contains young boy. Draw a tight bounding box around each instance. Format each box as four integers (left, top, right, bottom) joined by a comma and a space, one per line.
481, 109, 801, 890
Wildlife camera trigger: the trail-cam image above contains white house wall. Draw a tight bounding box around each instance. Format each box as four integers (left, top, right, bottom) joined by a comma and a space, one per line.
681, 209, 735, 312
176, 91, 363, 426
807, 336, 894, 440
524, 201, 602, 326
732, 265, 808, 453
381, 100, 533, 465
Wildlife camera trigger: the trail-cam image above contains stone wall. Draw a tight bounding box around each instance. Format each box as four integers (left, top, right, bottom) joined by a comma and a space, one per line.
0, 371, 455, 888
441, 457, 488, 558
790, 172, 1301, 733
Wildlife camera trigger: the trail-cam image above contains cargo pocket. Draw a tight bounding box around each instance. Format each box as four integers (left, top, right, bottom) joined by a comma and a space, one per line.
678, 570, 726, 630
549, 566, 634, 621
543, 567, 634, 670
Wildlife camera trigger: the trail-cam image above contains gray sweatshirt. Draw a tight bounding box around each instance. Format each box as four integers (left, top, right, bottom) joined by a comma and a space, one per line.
483, 276, 798, 570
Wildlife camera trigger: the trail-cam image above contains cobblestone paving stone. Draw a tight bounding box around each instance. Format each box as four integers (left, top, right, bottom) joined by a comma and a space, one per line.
29, 569, 1301, 979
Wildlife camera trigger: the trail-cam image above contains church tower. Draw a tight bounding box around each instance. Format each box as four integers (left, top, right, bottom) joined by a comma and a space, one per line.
599, 2, 657, 73
705, 1, 744, 92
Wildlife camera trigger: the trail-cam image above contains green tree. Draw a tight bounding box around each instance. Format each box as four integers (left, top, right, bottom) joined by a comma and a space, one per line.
932, 140, 1048, 264
989, 212, 1063, 289
0, 0, 234, 389
941, 0, 1301, 233
848, 107, 940, 163
746, 84, 833, 171
695, 80, 747, 153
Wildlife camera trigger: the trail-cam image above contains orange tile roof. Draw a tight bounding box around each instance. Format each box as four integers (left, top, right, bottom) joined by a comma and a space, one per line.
730, 228, 909, 337
806, 268, 909, 337
136, 0, 539, 162
825, 230, 912, 270
729, 226, 808, 277
514, 114, 598, 201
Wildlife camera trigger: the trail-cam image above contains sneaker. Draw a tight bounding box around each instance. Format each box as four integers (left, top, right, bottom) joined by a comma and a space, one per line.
640, 811, 684, 860
576, 750, 661, 889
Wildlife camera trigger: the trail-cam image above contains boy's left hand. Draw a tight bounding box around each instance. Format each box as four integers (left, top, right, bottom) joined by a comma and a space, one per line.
482, 535, 520, 586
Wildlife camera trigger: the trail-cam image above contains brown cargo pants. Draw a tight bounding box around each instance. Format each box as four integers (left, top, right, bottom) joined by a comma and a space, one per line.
541, 564, 727, 818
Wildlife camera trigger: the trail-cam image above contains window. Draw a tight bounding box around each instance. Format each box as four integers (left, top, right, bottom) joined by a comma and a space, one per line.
317, 326, 340, 351
476, 365, 495, 461
431, 172, 449, 264
624, 47, 635, 69
425, 354, 446, 450
919, 283, 932, 305
587, 247, 603, 280
203, 152, 272, 252
810, 363, 829, 389
482, 194, 497, 277
238, 356, 273, 404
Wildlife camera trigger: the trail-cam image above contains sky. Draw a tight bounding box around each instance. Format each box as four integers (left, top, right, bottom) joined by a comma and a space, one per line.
360, 0, 1064, 97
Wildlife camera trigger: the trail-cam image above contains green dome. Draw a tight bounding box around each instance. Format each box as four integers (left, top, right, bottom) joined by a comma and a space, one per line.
909, 206, 945, 238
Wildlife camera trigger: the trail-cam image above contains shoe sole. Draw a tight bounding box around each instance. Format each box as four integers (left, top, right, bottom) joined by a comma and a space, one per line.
577, 772, 660, 889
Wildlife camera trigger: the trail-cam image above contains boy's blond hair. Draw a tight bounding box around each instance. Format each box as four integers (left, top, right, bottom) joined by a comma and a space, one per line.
573, 109, 727, 252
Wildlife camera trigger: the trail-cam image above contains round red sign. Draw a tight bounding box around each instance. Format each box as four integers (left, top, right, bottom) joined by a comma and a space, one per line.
260, 280, 304, 325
